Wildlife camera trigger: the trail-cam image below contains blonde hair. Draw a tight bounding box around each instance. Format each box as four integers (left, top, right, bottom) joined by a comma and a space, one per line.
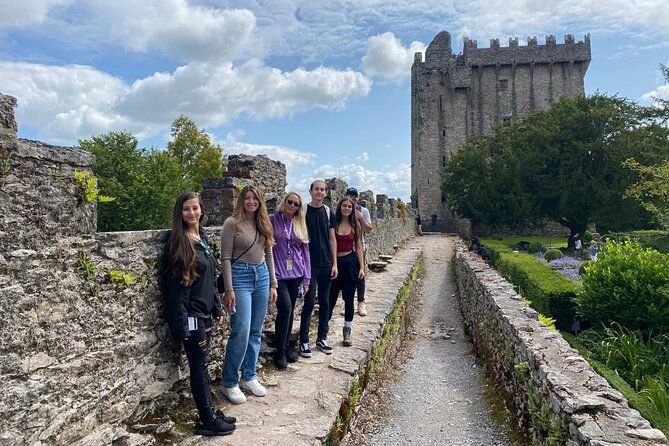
232, 185, 275, 247
278, 192, 309, 244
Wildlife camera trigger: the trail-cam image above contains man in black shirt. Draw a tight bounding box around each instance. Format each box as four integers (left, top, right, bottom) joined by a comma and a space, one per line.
299, 180, 338, 356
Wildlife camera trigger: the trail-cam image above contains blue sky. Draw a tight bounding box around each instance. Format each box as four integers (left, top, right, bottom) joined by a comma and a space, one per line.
1, 0, 668, 200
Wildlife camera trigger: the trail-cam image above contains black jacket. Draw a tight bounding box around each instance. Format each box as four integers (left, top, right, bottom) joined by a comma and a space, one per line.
164, 231, 223, 340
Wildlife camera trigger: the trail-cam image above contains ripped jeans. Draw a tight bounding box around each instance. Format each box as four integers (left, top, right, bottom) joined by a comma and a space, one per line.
183, 317, 215, 423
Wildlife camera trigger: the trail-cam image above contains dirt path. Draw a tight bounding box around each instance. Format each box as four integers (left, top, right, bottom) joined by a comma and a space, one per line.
350, 235, 518, 446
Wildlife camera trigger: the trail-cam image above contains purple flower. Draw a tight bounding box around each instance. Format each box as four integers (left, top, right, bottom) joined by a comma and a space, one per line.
558, 268, 581, 281
549, 256, 581, 267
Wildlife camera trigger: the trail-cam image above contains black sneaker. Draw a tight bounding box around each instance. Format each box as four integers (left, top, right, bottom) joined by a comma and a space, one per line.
299, 342, 312, 358
194, 417, 235, 436
215, 409, 236, 425
274, 351, 288, 370
286, 349, 299, 363
316, 339, 333, 354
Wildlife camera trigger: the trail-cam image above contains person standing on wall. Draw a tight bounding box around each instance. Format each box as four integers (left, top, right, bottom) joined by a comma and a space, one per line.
220, 186, 278, 404
270, 192, 311, 369
327, 197, 365, 346
345, 187, 372, 316
299, 180, 338, 357
162, 192, 236, 436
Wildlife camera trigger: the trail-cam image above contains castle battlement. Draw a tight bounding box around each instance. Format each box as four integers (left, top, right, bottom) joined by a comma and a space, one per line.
426, 32, 591, 68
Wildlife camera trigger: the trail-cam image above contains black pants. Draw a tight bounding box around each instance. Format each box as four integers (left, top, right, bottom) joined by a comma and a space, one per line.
328, 252, 360, 323
300, 265, 332, 343
356, 249, 366, 302
182, 318, 215, 423
275, 278, 302, 353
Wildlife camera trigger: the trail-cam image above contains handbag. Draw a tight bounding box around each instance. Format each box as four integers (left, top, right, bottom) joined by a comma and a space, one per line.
217, 229, 258, 293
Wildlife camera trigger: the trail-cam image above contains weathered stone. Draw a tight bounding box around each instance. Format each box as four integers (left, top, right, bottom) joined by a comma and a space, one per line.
454, 241, 666, 445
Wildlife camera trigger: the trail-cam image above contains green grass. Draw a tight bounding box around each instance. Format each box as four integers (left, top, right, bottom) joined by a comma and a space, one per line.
562, 332, 669, 437
481, 237, 580, 330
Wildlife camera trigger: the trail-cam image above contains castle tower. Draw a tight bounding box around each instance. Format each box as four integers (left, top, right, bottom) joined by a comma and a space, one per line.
411, 31, 591, 231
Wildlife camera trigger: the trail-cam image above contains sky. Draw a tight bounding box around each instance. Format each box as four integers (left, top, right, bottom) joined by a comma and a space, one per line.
0, 0, 668, 200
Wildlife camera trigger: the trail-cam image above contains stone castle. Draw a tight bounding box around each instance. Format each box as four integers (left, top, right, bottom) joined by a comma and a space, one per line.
411, 31, 591, 230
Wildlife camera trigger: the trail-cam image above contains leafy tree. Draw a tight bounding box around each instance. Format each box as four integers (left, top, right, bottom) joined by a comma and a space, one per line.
80, 132, 190, 231
167, 115, 224, 191
443, 94, 669, 239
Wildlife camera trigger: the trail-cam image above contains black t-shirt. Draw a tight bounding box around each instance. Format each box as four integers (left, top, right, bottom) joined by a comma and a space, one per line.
306, 204, 335, 268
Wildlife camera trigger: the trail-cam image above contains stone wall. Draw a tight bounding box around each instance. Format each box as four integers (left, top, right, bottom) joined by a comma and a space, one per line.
0, 93, 417, 445
454, 241, 667, 445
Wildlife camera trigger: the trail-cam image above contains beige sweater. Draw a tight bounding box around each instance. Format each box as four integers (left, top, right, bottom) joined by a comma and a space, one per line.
220, 217, 277, 291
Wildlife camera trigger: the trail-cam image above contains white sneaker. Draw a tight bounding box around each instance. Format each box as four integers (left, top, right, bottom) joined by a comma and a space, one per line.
358, 302, 367, 316
240, 378, 267, 397
222, 385, 246, 404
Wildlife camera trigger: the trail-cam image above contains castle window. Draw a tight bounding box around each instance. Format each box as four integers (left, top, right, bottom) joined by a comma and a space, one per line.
498, 79, 509, 91
442, 156, 447, 167
441, 193, 446, 203
442, 129, 446, 137
439, 95, 443, 111
502, 115, 512, 124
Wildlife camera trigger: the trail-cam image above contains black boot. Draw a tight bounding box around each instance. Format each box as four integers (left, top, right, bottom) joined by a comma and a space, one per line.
274, 350, 288, 370
216, 409, 236, 424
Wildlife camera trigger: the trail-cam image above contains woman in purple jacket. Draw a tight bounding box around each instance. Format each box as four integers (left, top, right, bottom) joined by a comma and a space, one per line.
270, 192, 311, 369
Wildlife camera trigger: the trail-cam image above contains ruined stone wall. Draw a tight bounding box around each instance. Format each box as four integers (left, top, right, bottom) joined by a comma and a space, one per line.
454, 241, 667, 445
411, 31, 591, 224
0, 93, 417, 445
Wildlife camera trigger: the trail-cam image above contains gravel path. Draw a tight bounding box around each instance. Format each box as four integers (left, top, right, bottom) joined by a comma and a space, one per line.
364, 235, 517, 446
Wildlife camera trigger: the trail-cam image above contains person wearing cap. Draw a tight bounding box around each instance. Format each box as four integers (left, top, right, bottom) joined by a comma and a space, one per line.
345, 187, 372, 316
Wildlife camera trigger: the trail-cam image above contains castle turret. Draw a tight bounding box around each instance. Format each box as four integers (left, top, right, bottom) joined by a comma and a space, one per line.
425, 31, 452, 67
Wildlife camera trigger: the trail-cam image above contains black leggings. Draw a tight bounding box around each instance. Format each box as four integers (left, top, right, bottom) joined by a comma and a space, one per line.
182, 318, 215, 423
274, 278, 302, 353
328, 252, 360, 323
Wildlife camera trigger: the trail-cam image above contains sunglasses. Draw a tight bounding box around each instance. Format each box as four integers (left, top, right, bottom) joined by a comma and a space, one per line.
286, 199, 301, 207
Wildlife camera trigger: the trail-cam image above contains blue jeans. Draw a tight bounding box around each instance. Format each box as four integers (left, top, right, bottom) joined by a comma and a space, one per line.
222, 261, 270, 388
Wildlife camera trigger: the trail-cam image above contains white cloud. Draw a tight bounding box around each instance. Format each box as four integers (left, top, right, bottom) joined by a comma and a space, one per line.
95, 0, 256, 62
641, 61, 669, 103
0, 0, 70, 27
222, 133, 316, 169
356, 152, 370, 162
297, 161, 410, 200
362, 32, 426, 82
0, 59, 371, 142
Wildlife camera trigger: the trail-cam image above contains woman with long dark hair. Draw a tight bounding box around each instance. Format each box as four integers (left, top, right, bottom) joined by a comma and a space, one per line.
220, 185, 278, 404
270, 192, 310, 369
327, 196, 365, 346
162, 192, 235, 436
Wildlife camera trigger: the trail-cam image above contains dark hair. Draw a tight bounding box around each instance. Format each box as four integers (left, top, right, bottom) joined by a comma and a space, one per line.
334, 197, 361, 246
309, 180, 328, 191
167, 192, 205, 286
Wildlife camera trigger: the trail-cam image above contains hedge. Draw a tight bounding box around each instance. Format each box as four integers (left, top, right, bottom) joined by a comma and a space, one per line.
605, 230, 669, 253
482, 238, 581, 330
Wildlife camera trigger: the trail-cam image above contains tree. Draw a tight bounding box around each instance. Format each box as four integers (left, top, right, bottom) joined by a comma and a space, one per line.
80, 132, 190, 231
443, 94, 669, 239
167, 116, 224, 191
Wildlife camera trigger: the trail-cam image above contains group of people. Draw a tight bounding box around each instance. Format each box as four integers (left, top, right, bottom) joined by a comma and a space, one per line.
161, 180, 372, 436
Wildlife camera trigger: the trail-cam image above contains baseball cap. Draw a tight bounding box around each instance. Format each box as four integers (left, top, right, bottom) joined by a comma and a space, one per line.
345, 187, 359, 197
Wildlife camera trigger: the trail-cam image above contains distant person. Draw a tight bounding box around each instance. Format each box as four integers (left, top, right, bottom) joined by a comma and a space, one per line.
161, 192, 235, 436
469, 233, 479, 252
328, 197, 365, 346
431, 213, 438, 232
345, 188, 372, 316
220, 186, 277, 404
299, 180, 337, 357
574, 234, 583, 257
270, 192, 311, 370
588, 240, 599, 260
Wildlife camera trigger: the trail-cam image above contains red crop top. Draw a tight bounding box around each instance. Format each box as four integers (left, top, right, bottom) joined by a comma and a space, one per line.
336, 230, 355, 252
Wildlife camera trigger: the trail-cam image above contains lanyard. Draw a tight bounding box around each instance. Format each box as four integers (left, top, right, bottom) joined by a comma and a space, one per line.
282, 214, 294, 258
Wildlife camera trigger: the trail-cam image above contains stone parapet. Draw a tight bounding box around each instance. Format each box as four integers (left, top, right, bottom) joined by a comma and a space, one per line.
454, 241, 667, 445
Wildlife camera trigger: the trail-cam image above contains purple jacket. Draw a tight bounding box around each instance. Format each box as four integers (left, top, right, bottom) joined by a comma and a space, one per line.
270, 212, 311, 284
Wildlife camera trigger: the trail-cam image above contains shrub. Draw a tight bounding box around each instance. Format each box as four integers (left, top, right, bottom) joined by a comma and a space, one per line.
528, 242, 546, 253
605, 230, 669, 253
544, 248, 564, 262
483, 241, 580, 330
583, 230, 593, 245
579, 260, 592, 276
577, 240, 669, 333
